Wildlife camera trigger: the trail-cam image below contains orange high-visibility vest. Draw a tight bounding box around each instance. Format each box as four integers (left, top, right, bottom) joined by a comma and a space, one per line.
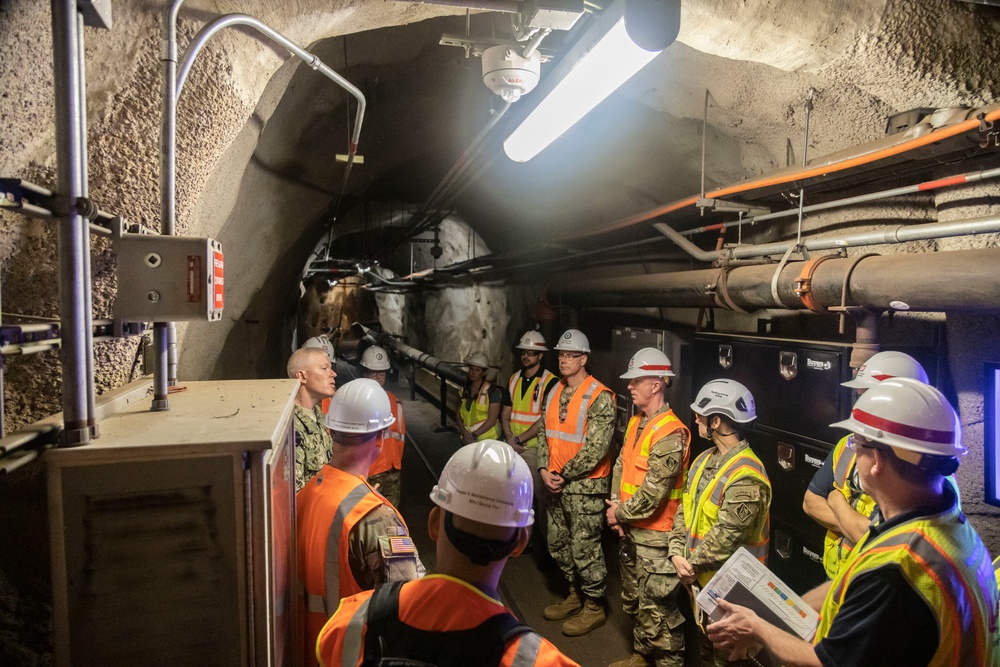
544, 376, 613, 479
316, 575, 579, 667
507, 369, 556, 448
619, 409, 690, 531
368, 392, 406, 476
297, 466, 400, 663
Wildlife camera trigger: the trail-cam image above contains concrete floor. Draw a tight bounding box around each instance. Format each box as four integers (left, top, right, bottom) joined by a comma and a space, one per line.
388, 378, 672, 667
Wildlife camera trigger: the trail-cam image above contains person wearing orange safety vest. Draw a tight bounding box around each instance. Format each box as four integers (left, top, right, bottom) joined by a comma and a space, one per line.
668, 379, 770, 667
316, 440, 579, 667
606, 348, 691, 667
360, 345, 407, 508
804, 350, 929, 578
707, 378, 999, 667
457, 351, 503, 443
296, 379, 425, 667
501, 330, 559, 545
537, 329, 615, 638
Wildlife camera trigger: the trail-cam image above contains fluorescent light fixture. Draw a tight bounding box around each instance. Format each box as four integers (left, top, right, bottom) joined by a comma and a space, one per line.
503, 16, 662, 162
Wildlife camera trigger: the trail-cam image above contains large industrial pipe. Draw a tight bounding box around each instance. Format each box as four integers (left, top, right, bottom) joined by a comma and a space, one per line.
547, 247, 1000, 313
357, 325, 469, 386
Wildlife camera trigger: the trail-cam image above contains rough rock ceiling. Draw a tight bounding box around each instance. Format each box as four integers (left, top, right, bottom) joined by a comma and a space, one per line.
263, 0, 1000, 265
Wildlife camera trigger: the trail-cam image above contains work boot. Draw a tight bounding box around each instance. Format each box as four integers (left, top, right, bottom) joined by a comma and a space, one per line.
543, 587, 583, 621
608, 653, 650, 667
561, 598, 606, 636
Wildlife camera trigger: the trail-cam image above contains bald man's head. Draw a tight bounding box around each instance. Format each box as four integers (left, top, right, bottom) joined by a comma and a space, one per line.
287, 347, 328, 378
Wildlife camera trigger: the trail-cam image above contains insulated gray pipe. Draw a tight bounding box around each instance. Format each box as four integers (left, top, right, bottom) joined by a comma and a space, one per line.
357, 325, 469, 386
655, 213, 1000, 263
547, 247, 1000, 312
51, 0, 91, 445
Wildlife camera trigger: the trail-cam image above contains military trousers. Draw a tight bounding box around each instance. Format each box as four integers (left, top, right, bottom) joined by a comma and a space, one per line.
546, 492, 606, 598
620, 541, 685, 666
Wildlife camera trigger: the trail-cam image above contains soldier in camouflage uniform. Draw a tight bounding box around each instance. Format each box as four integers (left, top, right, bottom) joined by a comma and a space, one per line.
668, 379, 771, 667
606, 349, 691, 667
289, 347, 338, 492
537, 329, 615, 637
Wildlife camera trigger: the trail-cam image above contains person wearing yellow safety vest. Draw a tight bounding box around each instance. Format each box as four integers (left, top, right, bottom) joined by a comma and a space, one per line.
501, 330, 559, 545
804, 350, 929, 579
668, 379, 770, 667
456, 351, 503, 444
315, 440, 579, 667
296, 379, 425, 667
605, 348, 691, 667
706, 378, 999, 667
360, 345, 407, 508
538, 328, 616, 637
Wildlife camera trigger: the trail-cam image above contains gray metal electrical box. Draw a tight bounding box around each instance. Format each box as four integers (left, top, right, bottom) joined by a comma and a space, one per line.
113, 219, 224, 324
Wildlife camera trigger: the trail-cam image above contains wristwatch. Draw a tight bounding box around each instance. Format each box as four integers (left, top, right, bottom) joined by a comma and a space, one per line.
514, 436, 521, 445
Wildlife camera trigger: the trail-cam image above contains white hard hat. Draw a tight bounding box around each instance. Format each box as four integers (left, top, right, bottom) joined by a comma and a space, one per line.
430, 440, 534, 528
360, 345, 391, 371
620, 347, 675, 379
691, 379, 757, 423
302, 335, 335, 363
831, 377, 965, 458
553, 329, 590, 353
465, 351, 490, 369
843, 351, 928, 389
515, 330, 549, 352
325, 378, 396, 434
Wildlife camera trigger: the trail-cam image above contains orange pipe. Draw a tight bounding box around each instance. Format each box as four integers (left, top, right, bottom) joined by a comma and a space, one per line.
562, 107, 1000, 242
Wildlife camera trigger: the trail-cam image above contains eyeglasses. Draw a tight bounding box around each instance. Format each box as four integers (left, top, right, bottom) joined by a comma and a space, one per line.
520, 351, 541, 357
847, 434, 880, 452
366, 370, 387, 377
557, 352, 585, 360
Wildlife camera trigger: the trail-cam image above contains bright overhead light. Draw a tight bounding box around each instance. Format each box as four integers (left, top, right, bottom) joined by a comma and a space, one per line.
503, 16, 663, 163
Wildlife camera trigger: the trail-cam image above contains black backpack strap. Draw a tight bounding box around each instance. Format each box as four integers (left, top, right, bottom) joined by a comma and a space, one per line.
362, 581, 406, 665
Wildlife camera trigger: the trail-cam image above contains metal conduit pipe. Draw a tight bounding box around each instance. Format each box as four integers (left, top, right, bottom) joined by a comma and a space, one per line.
163, 5, 367, 405
51, 0, 91, 445
655, 213, 1000, 263
402, 0, 521, 12
357, 325, 469, 386
547, 247, 1000, 313
681, 166, 1000, 238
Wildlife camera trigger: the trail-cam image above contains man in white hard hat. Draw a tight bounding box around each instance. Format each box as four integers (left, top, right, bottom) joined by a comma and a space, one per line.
296, 379, 425, 666
315, 440, 580, 667
707, 378, 998, 667
501, 330, 559, 546
537, 328, 615, 637
667, 379, 771, 667
803, 350, 929, 579
288, 346, 338, 491
360, 345, 407, 508
606, 348, 691, 667
456, 351, 503, 444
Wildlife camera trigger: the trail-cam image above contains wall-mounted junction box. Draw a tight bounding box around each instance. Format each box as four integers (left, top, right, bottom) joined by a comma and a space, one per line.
113, 218, 224, 325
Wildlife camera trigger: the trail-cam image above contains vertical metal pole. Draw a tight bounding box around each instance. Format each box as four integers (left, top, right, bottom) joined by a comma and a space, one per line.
76, 11, 98, 437
439, 376, 448, 428
700, 88, 709, 202
154, 1, 184, 410
51, 0, 91, 445
796, 88, 815, 246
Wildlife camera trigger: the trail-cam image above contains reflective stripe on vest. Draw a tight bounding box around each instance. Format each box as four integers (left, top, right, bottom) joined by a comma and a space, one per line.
369, 392, 405, 476
816, 501, 1000, 666
297, 468, 386, 664
544, 376, 613, 478
822, 435, 878, 578
508, 369, 556, 447
619, 410, 690, 531
994, 554, 1000, 592
682, 446, 771, 587
460, 382, 501, 441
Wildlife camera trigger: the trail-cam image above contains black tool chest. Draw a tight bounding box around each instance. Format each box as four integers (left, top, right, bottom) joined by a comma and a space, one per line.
691, 332, 856, 592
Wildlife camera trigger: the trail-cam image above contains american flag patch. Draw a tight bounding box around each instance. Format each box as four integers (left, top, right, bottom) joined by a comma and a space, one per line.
389, 536, 416, 555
